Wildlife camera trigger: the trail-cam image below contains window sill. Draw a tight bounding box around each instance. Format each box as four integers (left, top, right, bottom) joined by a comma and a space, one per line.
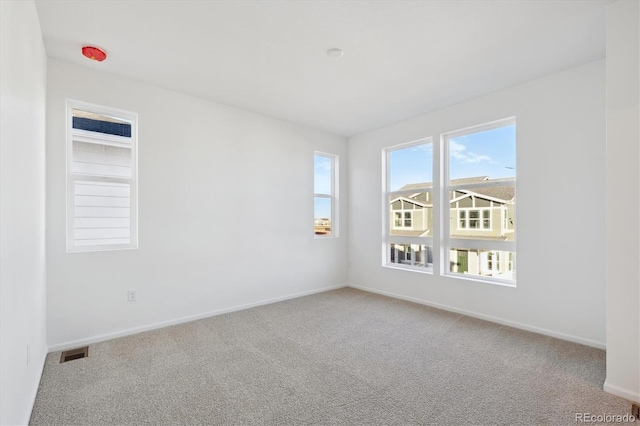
443, 272, 516, 288
67, 245, 138, 254
383, 264, 433, 274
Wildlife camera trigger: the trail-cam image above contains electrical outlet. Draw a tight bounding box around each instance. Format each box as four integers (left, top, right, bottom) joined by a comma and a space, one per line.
127, 289, 137, 302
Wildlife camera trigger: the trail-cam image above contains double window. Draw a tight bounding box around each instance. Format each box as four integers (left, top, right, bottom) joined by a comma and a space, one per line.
394, 211, 413, 228
314, 152, 338, 237
384, 118, 516, 285
458, 209, 491, 230
67, 100, 138, 252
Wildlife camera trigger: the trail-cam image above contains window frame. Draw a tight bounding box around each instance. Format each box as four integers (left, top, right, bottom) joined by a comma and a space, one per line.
456, 208, 492, 230
392, 209, 414, 229
381, 119, 516, 285
66, 99, 138, 253
442, 117, 516, 286
383, 137, 434, 273
314, 151, 338, 238
487, 251, 501, 272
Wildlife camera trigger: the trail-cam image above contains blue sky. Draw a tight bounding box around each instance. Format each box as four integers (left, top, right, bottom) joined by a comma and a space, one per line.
314, 155, 332, 219
389, 124, 516, 191
314, 124, 516, 218
314, 197, 332, 220
389, 143, 433, 191
449, 124, 516, 181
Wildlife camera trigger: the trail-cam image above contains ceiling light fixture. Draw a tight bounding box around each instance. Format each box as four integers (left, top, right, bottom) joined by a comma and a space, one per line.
82, 46, 107, 62
326, 48, 343, 58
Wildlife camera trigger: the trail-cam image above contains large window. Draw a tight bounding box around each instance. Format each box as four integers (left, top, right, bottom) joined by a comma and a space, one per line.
444, 118, 516, 283
314, 152, 338, 237
384, 139, 433, 271
67, 100, 138, 252
382, 118, 516, 285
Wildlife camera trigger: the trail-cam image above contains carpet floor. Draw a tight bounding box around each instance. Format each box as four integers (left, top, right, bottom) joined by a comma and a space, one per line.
30, 288, 632, 425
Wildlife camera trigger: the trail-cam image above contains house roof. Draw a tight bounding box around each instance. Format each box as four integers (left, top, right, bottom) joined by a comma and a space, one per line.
399, 176, 491, 191
390, 196, 433, 208
399, 177, 515, 203
464, 186, 515, 202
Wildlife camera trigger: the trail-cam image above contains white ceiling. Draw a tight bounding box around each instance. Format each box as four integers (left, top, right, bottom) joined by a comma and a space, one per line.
35, 0, 608, 137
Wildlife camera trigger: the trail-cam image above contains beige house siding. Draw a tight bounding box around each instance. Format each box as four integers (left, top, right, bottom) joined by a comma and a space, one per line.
389, 178, 515, 279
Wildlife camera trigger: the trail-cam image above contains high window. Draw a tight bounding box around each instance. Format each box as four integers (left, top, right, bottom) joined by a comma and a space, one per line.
314, 152, 338, 237
444, 118, 516, 283
67, 100, 138, 252
384, 139, 433, 271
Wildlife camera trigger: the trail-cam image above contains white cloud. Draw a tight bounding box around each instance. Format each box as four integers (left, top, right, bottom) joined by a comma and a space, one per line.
409, 144, 433, 156
449, 140, 492, 164
314, 156, 332, 173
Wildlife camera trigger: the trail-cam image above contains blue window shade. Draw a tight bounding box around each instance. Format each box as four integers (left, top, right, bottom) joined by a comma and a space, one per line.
73, 117, 131, 137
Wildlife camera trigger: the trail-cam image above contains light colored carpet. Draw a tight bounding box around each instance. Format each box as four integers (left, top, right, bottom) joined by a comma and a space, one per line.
30, 288, 632, 425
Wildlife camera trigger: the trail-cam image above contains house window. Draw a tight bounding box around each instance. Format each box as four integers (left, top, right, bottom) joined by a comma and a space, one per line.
393, 211, 413, 228
67, 100, 138, 252
457, 209, 491, 230
487, 251, 500, 270
385, 139, 433, 271
314, 152, 338, 237
444, 118, 516, 283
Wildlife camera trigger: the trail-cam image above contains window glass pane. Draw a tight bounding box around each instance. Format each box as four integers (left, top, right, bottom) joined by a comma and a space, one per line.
72, 108, 132, 137
388, 143, 432, 192
72, 141, 132, 178
74, 181, 131, 247
449, 186, 515, 240
388, 192, 432, 237
390, 243, 433, 270
314, 155, 332, 195
449, 124, 515, 182
314, 197, 332, 235
449, 248, 515, 281
394, 212, 402, 227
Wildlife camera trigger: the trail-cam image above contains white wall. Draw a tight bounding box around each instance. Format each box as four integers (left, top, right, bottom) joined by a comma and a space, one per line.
0, 1, 48, 424
46, 59, 348, 350
605, 0, 640, 403
348, 60, 606, 347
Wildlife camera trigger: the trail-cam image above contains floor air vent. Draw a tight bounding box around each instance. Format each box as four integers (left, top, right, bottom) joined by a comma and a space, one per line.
60, 346, 89, 363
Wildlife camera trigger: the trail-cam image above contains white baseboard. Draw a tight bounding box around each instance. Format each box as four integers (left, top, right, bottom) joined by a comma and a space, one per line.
48, 284, 347, 352
604, 380, 640, 403
347, 283, 606, 349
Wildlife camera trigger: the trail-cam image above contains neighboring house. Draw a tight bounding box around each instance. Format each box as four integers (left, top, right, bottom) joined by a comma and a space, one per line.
390, 176, 515, 279
314, 218, 332, 235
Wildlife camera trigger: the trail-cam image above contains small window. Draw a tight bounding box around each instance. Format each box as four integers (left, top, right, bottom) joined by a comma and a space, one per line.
67, 101, 138, 252
457, 208, 492, 230
314, 152, 338, 237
